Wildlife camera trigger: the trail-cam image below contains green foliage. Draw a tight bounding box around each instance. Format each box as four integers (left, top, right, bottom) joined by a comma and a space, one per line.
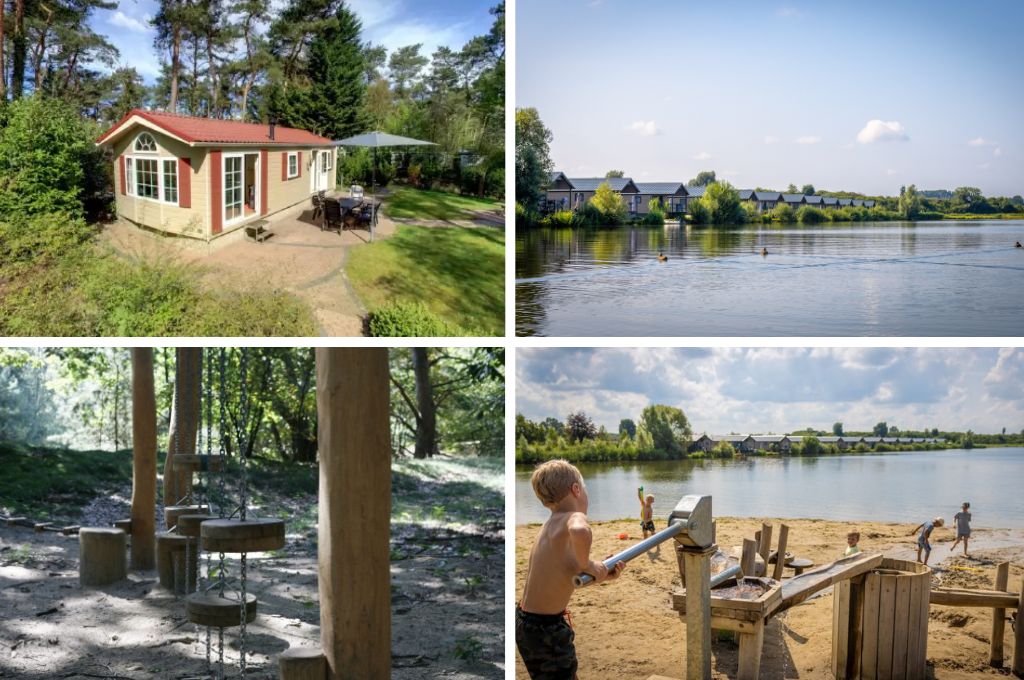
800, 436, 823, 455
384, 186, 502, 221
771, 204, 795, 222
899, 184, 922, 219
0, 96, 105, 219
833, 422, 843, 436
566, 411, 597, 442
689, 170, 716, 186
640, 197, 666, 225
697, 182, 746, 224
339, 147, 396, 189
346, 223, 504, 336
618, 418, 637, 438
873, 421, 889, 437
539, 209, 579, 227
589, 181, 627, 223
710, 441, 736, 458
640, 404, 692, 457
688, 199, 711, 224
367, 301, 463, 337
796, 206, 826, 224
801, 184, 815, 195
515, 107, 553, 211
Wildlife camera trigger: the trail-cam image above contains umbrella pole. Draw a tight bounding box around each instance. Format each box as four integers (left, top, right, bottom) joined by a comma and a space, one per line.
371, 146, 376, 242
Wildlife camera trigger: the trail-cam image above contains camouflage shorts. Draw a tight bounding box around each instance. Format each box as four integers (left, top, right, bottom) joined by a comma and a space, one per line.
515, 606, 577, 680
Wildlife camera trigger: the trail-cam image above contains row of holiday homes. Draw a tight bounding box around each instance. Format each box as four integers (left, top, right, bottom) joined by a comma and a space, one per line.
547, 173, 876, 215
691, 434, 942, 454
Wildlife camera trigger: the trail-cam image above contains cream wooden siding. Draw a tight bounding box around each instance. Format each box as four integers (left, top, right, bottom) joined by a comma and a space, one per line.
266, 147, 335, 214
113, 130, 209, 237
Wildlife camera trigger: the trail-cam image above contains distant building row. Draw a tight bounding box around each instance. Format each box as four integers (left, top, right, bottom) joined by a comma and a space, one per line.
547, 172, 876, 215
691, 433, 942, 454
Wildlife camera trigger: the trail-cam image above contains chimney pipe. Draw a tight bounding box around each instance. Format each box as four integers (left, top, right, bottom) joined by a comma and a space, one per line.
269, 121, 276, 141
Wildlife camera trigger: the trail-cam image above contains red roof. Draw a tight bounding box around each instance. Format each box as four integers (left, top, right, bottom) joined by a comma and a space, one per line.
96, 109, 333, 146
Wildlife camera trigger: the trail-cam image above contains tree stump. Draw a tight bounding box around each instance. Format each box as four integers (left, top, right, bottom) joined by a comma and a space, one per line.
155, 532, 198, 593
79, 528, 127, 586
279, 647, 327, 680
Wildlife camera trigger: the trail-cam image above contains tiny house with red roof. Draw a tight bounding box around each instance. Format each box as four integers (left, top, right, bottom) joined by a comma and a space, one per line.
96, 110, 337, 239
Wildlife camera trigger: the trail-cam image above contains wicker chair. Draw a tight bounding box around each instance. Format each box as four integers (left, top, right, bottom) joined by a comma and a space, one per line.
322, 199, 343, 233
311, 193, 323, 220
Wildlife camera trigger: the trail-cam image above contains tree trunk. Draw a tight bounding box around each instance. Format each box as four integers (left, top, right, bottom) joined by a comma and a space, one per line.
412, 348, 437, 459
164, 348, 201, 507
130, 348, 157, 571
1, 0, 7, 100
206, 34, 217, 116
315, 348, 391, 679
31, 3, 52, 92
11, 0, 24, 99
169, 24, 181, 111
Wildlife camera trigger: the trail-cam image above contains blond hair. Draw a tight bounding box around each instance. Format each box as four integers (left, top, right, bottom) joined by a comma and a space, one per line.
531, 459, 583, 506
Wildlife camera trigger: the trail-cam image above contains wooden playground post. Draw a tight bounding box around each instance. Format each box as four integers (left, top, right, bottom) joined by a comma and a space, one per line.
164, 348, 201, 507
315, 348, 391, 680
130, 348, 156, 571
772, 524, 790, 581
740, 538, 757, 577
758, 523, 773, 569
680, 543, 714, 680
1013, 575, 1024, 677
990, 562, 1009, 667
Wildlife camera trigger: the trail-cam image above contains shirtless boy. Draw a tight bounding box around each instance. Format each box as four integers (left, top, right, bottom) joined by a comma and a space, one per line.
516, 460, 626, 679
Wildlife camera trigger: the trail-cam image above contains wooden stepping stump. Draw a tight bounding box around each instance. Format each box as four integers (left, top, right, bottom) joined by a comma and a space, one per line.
79, 527, 127, 586
155, 532, 198, 593
201, 518, 286, 553
186, 592, 257, 628
279, 647, 326, 680
176, 513, 215, 538
170, 454, 225, 473
164, 504, 208, 530
113, 518, 132, 535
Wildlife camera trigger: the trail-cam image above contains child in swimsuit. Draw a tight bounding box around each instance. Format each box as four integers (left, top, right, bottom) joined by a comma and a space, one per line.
640, 494, 656, 539
845, 531, 861, 556
949, 502, 972, 557
909, 516, 944, 565
517, 460, 626, 679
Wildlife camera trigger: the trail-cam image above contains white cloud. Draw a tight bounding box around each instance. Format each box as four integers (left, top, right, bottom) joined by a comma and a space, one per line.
764, 135, 779, 144
796, 136, 821, 145
693, 151, 712, 160
856, 120, 908, 144
109, 10, 151, 33
628, 120, 661, 136
968, 137, 994, 147
994, 147, 1003, 157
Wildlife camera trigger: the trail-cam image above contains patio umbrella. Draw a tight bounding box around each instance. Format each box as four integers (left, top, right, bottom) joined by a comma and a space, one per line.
333, 131, 437, 241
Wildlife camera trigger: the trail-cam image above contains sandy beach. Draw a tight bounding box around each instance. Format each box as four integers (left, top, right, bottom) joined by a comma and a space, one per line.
515, 517, 1023, 679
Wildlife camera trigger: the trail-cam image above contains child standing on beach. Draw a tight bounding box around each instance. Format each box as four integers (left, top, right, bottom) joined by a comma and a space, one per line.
845, 531, 861, 556
949, 502, 972, 557
517, 460, 626, 679
909, 516, 944, 565
639, 492, 655, 539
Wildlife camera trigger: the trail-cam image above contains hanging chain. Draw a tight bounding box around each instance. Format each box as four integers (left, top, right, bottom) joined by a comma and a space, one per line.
218, 626, 225, 680
239, 554, 248, 677
218, 348, 228, 517
237, 348, 249, 522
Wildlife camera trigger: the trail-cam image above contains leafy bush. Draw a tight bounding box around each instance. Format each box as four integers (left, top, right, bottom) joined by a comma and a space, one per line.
699, 182, 746, 224
796, 206, 827, 224
338, 147, 395, 188
710, 442, 736, 458
689, 199, 710, 224
0, 96, 107, 219
367, 301, 464, 337
917, 211, 944, 221
770, 204, 795, 223
588, 181, 627, 224
540, 209, 578, 227
640, 197, 666, 225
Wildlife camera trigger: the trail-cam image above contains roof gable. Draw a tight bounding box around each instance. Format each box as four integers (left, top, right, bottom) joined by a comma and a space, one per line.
753, 191, 781, 201
567, 177, 639, 193
635, 181, 686, 195
97, 109, 333, 147
782, 193, 805, 203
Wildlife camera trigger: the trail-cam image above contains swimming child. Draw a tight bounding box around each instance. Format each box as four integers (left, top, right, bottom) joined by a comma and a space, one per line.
845, 531, 861, 556
909, 516, 944, 565
949, 502, 972, 557
640, 493, 655, 539
517, 460, 626, 679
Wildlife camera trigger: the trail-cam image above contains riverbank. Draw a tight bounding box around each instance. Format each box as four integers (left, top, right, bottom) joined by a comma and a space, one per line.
515, 517, 1023, 679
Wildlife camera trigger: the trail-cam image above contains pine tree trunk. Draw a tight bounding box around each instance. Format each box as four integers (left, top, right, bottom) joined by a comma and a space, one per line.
169, 24, 181, 111
130, 348, 157, 571
0, 0, 7, 100
164, 348, 201, 506
11, 0, 24, 99
412, 348, 436, 459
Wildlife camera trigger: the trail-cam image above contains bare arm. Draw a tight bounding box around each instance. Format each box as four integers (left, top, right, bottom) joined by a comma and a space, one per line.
568, 513, 625, 583
908, 522, 923, 536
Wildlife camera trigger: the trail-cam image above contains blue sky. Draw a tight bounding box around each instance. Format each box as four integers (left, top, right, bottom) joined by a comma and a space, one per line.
516, 348, 1024, 434
89, 0, 494, 84
516, 0, 1024, 196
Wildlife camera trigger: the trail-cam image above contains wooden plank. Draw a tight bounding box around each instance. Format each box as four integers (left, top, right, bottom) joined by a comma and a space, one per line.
850, 579, 865, 680
907, 569, 927, 680
930, 588, 1019, 608
990, 562, 1009, 667
877, 574, 896, 680
892, 574, 911, 678
833, 579, 851, 679
740, 538, 757, 578
737, 620, 765, 680
1012, 576, 1024, 677
682, 549, 713, 680
758, 524, 773, 566
862, 572, 881, 680
772, 524, 789, 582
779, 552, 884, 610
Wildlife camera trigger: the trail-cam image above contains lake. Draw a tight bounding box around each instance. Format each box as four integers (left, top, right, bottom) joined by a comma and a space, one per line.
514, 447, 1024, 527
515, 220, 1024, 336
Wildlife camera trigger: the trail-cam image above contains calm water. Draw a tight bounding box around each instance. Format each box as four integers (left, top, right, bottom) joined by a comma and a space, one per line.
515, 220, 1024, 336
515, 447, 1024, 527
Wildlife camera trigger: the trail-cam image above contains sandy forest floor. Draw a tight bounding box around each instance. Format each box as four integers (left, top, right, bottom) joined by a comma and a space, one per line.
0, 459, 504, 679
516, 518, 1023, 680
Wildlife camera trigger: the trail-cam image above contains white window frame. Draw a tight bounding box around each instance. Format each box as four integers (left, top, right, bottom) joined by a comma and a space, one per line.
287, 151, 299, 179
323, 148, 332, 171
134, 132, 158, 152
222, 151, 260, 228
124, 154, 179, 206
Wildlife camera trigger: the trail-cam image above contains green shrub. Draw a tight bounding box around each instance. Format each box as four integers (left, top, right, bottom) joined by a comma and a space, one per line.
540, 209, 578, 227
0, 96, 106, 219
831, 207, 853, 222
367, 301, 464, 337
338, 147, 395, 188
771, 204, 795, 222
689, 199, 710, 224
917, 211, 944, 220
699, 182, 745, 224
796, 206, 827, 224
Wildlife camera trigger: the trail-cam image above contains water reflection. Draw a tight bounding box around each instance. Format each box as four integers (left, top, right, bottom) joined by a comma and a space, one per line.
515, 220, 1024, 336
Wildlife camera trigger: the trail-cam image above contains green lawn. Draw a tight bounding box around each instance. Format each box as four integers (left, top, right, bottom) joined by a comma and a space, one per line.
384, 187, 503, 221
346, 225, 504, 335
